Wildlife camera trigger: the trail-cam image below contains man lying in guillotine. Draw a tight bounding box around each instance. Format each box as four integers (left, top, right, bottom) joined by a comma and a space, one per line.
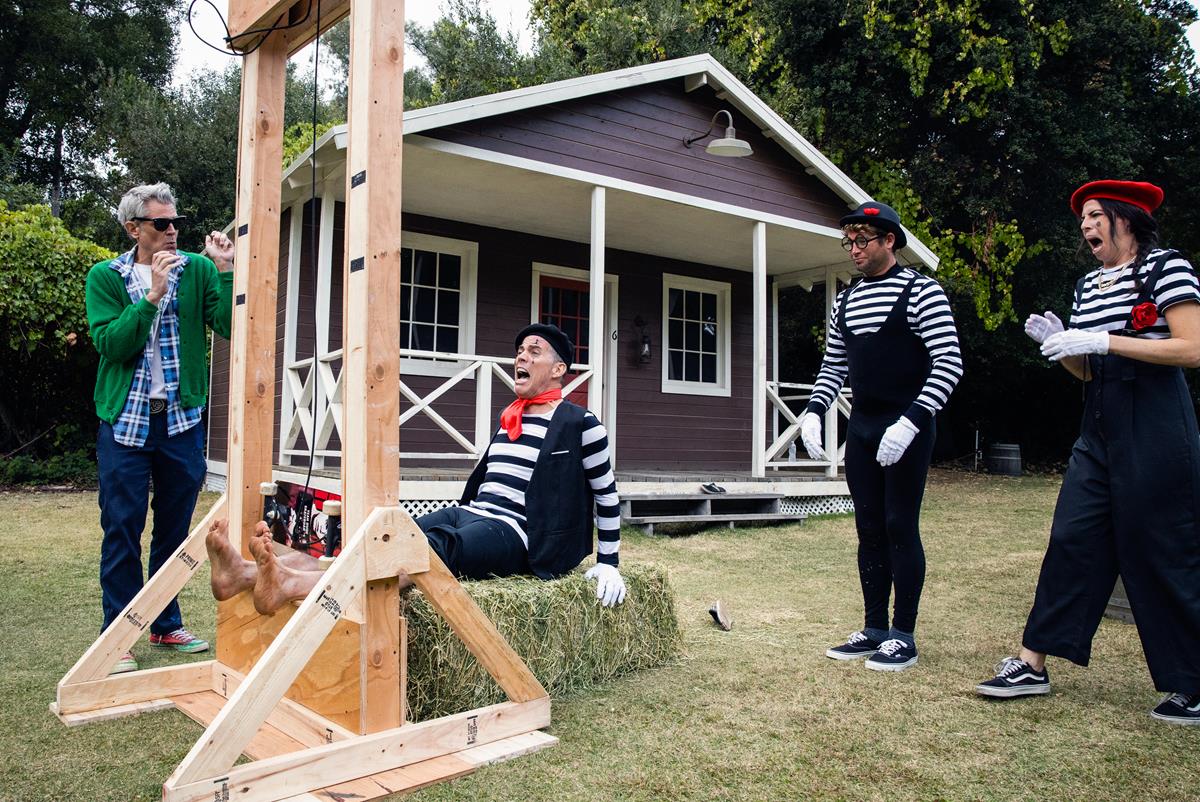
206, 323, 628, 610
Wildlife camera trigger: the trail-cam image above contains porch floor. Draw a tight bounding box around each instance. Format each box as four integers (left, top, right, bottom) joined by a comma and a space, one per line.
273, 464, 837, 483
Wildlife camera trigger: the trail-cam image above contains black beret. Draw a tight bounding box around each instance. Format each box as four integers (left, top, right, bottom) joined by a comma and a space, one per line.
839, 201, 908, 249
514, 323, 574, 367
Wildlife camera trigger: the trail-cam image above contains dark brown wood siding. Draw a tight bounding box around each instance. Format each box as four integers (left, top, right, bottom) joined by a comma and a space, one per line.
423, 82, 846, 227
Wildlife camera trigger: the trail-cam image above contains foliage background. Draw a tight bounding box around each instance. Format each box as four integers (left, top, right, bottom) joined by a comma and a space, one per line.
1, 0, 1199, 470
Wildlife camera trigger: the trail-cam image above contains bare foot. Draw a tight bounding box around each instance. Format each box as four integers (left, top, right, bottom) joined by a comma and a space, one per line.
250, 530, 322, 614
206, 519, 256, 601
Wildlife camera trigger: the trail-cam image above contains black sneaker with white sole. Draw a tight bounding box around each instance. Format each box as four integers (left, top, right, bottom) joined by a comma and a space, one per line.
975, 657, 1051, 698
825, 631, 881, 660
864, 638, 918, 671
1150, 693, 1200, 725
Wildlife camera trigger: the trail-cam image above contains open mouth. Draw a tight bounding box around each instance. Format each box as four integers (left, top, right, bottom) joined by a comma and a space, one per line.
1086, 235, 1103, 250
514, 367, 530, 381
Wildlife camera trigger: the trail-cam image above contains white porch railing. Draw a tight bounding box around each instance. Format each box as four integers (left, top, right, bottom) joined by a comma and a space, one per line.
765, 381, 852, 477
281, 349, 593, 468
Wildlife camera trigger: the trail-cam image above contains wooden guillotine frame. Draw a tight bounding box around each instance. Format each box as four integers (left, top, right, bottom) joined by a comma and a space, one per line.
50, 1, 555, 799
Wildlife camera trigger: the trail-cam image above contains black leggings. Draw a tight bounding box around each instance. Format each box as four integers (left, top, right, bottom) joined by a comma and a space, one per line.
843, 413, 936, 635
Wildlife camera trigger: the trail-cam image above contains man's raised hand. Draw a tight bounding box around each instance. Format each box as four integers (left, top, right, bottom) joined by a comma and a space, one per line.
204, 230, 235, 271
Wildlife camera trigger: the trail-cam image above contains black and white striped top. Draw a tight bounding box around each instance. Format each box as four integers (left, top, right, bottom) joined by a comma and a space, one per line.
466, 410, 621, 566
1069, 250, 1200, 337
807, 265, 963, 427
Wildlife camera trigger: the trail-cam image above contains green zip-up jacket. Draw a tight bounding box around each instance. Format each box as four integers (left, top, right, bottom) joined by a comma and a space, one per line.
85, 250, 233, 423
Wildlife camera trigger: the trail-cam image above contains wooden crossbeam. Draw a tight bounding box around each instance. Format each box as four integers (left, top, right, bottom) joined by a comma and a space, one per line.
163, 699, 550, 802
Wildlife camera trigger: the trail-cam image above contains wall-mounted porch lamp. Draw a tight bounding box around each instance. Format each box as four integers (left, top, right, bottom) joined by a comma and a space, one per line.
683, 109, 754, 158
634, 316, 653, 364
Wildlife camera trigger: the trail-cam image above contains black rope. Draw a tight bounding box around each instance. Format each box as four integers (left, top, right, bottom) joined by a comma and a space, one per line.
185, 0, 330, 537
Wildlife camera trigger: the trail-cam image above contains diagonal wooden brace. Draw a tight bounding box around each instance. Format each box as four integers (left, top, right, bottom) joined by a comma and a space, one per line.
57, 495, 227, 691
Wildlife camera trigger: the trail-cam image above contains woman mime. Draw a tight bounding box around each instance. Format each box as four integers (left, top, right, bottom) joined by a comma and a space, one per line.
976, 180, 1200, 725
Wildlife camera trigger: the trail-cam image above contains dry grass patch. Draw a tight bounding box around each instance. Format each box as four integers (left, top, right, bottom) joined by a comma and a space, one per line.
1, 474, 1197, 801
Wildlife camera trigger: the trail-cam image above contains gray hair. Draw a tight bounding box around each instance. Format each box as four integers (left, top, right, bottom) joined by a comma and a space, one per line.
117, 182, 177, 227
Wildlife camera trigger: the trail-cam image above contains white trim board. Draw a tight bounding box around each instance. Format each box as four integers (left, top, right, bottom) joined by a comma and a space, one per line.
280, 54, 938, 271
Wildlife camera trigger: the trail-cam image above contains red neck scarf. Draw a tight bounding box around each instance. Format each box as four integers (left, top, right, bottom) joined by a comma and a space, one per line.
500, 388, 562, 441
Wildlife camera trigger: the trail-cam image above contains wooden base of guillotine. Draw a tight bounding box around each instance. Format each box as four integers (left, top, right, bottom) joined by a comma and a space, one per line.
51, 497, 555, 802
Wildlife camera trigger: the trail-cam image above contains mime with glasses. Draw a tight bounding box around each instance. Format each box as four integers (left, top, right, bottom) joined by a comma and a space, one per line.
798, 201, 963, 671
85, 182, 234, 673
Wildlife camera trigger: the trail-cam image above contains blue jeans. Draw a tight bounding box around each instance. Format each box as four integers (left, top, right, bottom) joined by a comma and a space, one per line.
96, 416, 207, 636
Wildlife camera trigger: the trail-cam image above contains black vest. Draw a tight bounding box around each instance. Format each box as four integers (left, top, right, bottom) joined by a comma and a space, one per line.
460, 400, 595, 579
840, 270, 930, 418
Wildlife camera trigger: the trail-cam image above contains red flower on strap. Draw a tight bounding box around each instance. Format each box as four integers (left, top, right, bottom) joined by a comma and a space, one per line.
864, 207, 880, 216
1130, 301, 1158, 331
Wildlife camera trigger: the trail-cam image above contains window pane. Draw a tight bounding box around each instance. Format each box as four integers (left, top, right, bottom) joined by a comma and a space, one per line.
543, 287, 557, 315
574, 345, 587, 365
413, 250, 437, 285
669, 350, 683, 381
400, 322, 410, 349
435, 326, 456, 353
437, 290, 459, 324
669, 319, 683, 348
685, 352, 699, 382
702, 292, 716, 322
685, 321, 699, 351
702, 353, 716, 383
702, 323, 716, 353
668, 288, 683, 318
577, 323, 588, 347
563, 289, 579, 317
400, 286, 411, 322
411, 324, 435, 350
400, 248, 412, 284
413, 288, 436, 323
685, 290, 700, 320
439, 254, 461, 289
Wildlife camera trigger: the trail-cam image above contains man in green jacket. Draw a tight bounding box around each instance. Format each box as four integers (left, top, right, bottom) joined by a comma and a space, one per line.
85, 182, 233, 674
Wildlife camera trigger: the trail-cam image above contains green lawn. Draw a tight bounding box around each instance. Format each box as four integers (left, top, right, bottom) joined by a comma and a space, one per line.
0, 471, 1195, 801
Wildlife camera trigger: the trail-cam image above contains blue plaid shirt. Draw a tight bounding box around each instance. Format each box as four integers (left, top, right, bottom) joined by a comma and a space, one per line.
109, 249, 203, 447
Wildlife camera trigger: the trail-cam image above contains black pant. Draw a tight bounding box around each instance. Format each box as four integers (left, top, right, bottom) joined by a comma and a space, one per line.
416, 506, 530, 580
1023, 356, 1200, 693
843, 413, 936, 635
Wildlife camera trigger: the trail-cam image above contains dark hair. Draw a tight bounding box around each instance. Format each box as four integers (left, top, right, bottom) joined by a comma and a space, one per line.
1080, 197, 1159, 289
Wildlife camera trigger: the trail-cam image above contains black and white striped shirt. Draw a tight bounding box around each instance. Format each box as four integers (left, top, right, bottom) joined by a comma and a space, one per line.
467, 410, 621, 566
807, 265, 963, 427
1069, 250, 1200, 337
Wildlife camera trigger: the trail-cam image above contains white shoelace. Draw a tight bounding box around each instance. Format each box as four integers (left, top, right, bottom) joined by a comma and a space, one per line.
994, 657, 1029, 678
846, 631, 869, 645
876, 639, 906, 656
1165, 693, 1198, 709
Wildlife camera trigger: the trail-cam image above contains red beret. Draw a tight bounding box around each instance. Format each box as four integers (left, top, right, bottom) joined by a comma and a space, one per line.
1070, 180, 1164, 217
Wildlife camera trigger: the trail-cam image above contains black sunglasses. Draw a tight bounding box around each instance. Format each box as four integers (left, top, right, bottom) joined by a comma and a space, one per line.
133, 216, 186, 232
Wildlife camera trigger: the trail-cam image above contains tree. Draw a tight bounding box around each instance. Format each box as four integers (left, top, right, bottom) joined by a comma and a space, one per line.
0, 201, 113, 454
0, 0, 181, 214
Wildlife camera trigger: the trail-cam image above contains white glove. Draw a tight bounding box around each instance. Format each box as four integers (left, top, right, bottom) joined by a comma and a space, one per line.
876, 416, 919, 467
799, 412, 826, 460
1024, 311, 1064, 344
1041, 329, 1109, 361
584, 563, 626, 607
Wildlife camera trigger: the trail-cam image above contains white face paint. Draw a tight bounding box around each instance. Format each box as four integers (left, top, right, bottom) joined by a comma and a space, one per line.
513, 335, 565, 399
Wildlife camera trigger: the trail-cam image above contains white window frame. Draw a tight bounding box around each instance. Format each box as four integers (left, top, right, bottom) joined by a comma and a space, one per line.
661, 273, 731, 397
399, 231, 479, 378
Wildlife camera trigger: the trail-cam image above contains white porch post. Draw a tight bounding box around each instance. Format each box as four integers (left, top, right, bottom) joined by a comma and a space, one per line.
314, 185, 337, 355
278, 203, 303, 464
823, 265, 838, 478
752, 222, 767, 478
771, 280, 779, 457
588, 186, 606, 418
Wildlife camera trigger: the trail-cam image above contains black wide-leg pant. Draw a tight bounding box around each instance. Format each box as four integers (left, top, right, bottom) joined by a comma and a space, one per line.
1023, 355, 1200, 693
843, 412, 937, 635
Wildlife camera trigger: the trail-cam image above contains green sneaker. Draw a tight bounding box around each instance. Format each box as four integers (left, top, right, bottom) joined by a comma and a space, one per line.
110, 651, 138, 675
149, 627, 209, 653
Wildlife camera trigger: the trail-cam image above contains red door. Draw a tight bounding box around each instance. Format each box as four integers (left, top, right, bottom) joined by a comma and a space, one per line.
537, 275, 590, 406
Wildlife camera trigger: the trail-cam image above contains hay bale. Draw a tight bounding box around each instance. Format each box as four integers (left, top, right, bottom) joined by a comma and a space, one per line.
403, 563, 681, 721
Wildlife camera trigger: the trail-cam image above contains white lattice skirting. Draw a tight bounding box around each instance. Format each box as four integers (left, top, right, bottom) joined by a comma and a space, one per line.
780, 495, 855, 517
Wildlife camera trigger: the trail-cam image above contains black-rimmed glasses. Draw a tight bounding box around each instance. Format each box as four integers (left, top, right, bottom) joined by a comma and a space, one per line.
133, 216, 186, 232
841, 234, 881, 252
